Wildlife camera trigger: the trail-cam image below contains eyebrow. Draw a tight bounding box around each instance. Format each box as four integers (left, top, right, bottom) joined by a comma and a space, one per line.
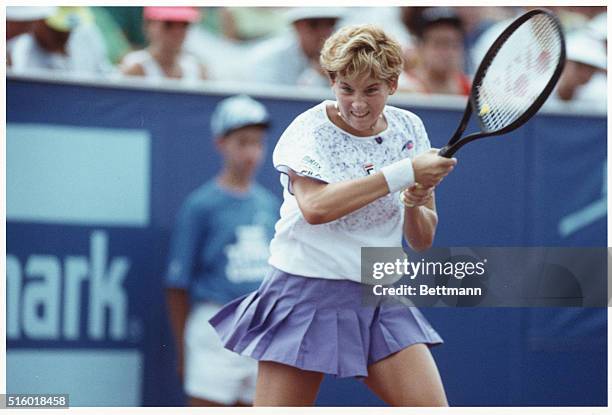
339, 82, 381, 88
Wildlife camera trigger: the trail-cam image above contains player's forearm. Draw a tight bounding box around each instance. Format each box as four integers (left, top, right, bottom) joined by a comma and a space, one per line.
403, 204, 438, 252
166, 288, 190, 355
295, 172, 390, 224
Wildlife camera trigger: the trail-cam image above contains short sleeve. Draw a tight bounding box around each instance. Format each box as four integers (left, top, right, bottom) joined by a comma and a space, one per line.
393, 109, 432, 160
272, 109, 333, 192
412, 114, 432, 156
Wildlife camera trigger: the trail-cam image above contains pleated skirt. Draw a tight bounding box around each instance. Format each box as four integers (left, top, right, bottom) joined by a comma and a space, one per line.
209, 267, 443, 378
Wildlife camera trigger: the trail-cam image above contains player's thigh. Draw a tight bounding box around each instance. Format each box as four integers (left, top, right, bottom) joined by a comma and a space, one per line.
364, 343, 448, 407
185, 302, 258, 405
254, 360, 324, 407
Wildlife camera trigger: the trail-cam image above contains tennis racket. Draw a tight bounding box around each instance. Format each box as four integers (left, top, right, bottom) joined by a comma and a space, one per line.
438, 8, 566, 158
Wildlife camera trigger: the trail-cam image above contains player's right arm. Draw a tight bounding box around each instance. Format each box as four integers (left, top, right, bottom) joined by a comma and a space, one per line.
290, 169, 388, 225
290, 150, 454, 225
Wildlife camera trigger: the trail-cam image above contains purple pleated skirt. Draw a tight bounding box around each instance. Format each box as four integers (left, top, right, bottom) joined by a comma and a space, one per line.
209, 268, 443, 378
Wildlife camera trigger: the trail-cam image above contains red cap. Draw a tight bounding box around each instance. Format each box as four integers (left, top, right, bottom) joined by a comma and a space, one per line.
143, 7, 200, 23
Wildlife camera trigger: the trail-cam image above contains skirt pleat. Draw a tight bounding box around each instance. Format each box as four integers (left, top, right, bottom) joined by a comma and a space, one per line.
297, 308, 338, 374
235, 275, 291, 352
208, 291, 256, 349
336, 309, 371, 377
369, 305, 442, 364
209, 268, 443, 378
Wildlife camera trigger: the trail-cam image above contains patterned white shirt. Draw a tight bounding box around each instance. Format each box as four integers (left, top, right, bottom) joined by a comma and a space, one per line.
269, 100, 431, 281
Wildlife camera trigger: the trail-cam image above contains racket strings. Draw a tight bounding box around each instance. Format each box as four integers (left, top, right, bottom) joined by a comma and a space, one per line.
475, 13, 563, 132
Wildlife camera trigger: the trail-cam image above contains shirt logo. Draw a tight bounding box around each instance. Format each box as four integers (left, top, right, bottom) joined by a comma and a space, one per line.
301, 155, 321, 171
403, 140, 414, 151
300, 155, 323, 178
364, 163, 376, 175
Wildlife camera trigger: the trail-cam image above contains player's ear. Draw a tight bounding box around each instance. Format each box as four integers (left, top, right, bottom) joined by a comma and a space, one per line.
388, 77, 398, 95
327, 71, 336, 85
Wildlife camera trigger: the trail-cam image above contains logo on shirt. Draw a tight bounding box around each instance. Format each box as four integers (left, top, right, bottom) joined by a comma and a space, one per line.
402, 140, 414, 151
363, 163, 376, 175
301, 155, 321, 171
299, 169, 323, 179
300, 155, 323, 179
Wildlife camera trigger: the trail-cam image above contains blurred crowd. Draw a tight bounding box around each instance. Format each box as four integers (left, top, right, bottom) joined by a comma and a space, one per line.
6, 6, 607, 106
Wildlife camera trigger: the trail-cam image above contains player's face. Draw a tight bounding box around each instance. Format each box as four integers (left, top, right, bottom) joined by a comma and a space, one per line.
332, 73, 397, 133
218, 125, 266, 178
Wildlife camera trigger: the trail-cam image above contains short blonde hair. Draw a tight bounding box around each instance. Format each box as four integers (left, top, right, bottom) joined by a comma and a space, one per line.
319, 24, 404, 85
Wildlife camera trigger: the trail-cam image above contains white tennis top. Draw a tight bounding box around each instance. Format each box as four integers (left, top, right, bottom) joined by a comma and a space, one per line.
269, 100, 431, 282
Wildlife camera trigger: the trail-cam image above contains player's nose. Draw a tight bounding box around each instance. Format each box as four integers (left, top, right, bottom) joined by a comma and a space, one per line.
351, 100, 367, 111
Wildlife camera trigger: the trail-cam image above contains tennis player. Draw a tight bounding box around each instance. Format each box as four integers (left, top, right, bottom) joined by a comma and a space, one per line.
210, 24, 456, 406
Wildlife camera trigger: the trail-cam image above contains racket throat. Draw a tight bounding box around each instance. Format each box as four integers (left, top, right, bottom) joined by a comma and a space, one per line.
438, 145, 455, 158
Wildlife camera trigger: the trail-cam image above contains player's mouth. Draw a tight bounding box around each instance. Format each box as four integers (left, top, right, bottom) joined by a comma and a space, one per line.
351, 111, 370, 119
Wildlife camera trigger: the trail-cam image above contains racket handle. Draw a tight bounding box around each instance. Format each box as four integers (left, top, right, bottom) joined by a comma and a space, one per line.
438, 145, 455, 158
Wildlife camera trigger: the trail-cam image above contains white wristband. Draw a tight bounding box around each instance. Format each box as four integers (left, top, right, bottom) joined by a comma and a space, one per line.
380, 158, 415, 193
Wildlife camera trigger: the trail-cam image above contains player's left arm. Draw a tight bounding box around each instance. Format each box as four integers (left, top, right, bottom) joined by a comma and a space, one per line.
403, 186, 438, 252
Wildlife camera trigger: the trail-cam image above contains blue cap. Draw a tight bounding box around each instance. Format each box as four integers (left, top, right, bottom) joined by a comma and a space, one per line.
211, 95, 270, 137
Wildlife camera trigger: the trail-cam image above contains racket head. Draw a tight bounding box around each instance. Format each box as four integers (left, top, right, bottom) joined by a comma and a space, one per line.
469, 9, 566, 136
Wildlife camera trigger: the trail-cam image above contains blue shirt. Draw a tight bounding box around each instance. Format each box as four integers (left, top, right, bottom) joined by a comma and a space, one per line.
165, 180, 279, 304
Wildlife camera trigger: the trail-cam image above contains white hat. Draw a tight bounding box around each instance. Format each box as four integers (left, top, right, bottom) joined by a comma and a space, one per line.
211, 95, 270, 138
6, 6, 57, 21
285, 7, 344, 24
566, 31, 607, 70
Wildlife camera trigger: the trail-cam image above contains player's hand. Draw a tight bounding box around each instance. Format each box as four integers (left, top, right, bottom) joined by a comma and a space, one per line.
412, 149, 457, 188
401, 183, 433, 208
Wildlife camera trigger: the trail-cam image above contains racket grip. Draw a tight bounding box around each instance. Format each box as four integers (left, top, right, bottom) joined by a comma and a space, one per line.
438, 146, 455, 158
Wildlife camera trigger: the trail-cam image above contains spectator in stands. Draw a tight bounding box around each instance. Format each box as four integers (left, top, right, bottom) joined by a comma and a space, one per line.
471, 6, 603, 67
554, 31, 607, 104
454, 7, 505, 74
341, 7, 413, 47
165, 95, 279, 406
468, 9, 511, 67
551, 6, 607, 32
216, 7, 287, 42
9, 6, 113, 75
399, 7, 470, 95
120, 7, 207, 81
6, 6, 56, 67
6, 7, 57, 41
586, 11, 607, 46
246, 7, 344, 87
575, 12, 607, 106
103, 6, 146, 49
88, 7, 133, 65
